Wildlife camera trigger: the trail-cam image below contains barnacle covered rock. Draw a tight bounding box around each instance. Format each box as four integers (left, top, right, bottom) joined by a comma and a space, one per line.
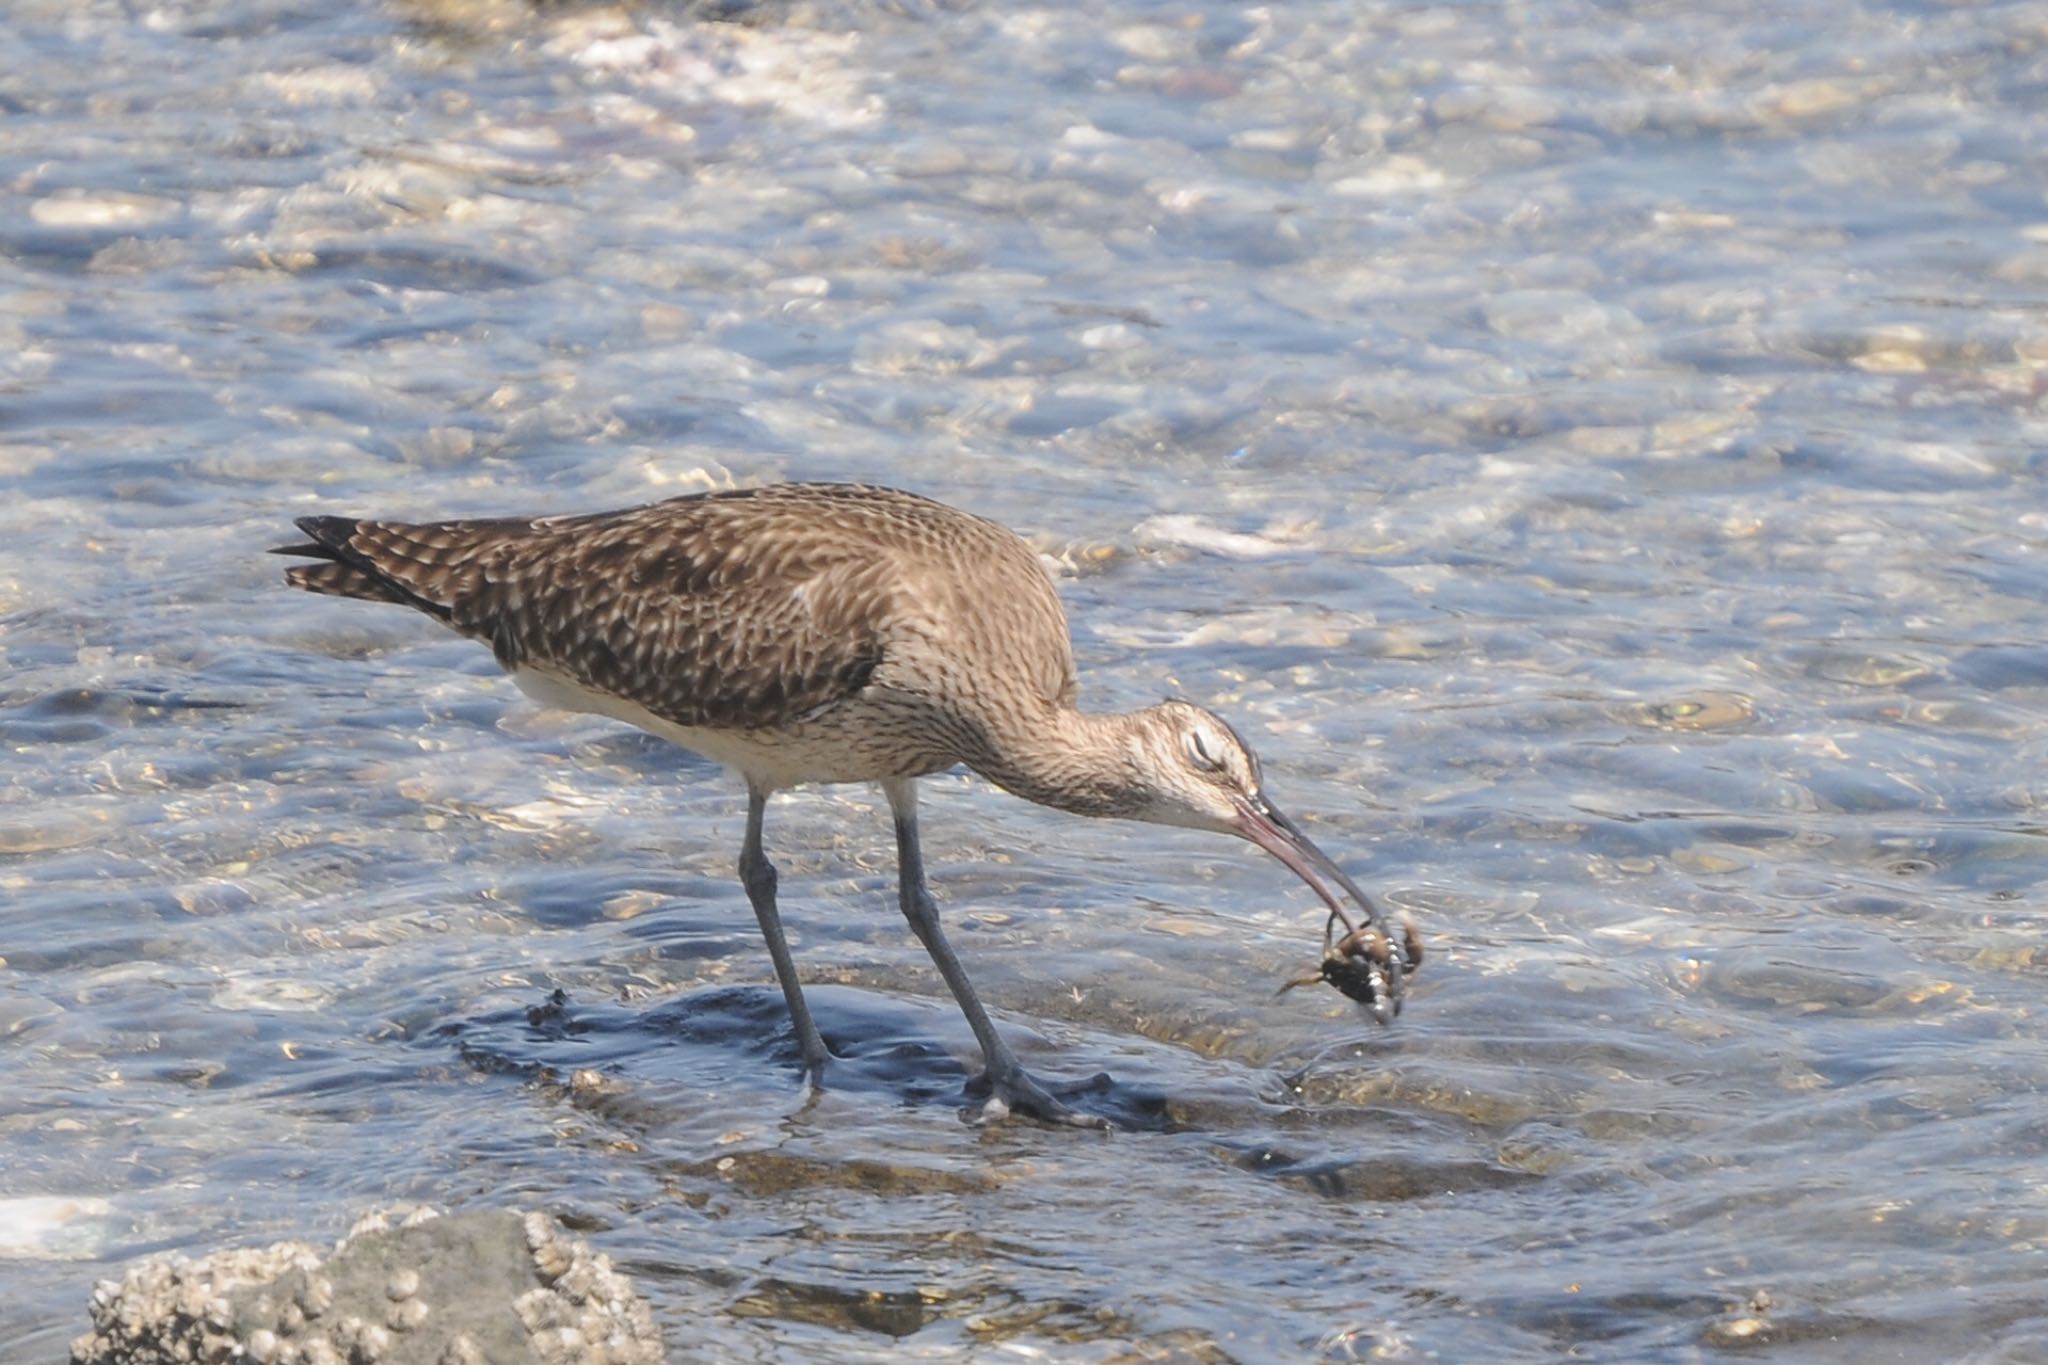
70, 1206, 662, 1365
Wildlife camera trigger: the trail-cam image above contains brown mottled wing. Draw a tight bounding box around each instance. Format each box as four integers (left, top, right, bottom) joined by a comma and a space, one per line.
277, 490, 892, 732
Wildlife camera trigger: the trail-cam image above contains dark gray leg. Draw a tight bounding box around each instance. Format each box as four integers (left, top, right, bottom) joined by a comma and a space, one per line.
739, 785, 829, 1082
882, 780, 1109, 1129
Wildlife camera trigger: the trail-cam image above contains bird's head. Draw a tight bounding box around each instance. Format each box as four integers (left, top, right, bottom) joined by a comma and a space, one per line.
1125, 699, 1413, 1018
1123, 700, 1267, 834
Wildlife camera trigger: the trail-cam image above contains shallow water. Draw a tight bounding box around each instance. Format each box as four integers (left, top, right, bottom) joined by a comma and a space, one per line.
6, 0, 2048, 1357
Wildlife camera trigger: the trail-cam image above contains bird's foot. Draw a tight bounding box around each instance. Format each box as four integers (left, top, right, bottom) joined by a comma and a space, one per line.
776, 1046, 836, 1122
967, 1067, 1115, 1131
792, 1032, 840, 1087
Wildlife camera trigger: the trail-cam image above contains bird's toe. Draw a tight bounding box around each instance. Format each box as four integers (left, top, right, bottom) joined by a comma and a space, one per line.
970, 1068, 1115, 1131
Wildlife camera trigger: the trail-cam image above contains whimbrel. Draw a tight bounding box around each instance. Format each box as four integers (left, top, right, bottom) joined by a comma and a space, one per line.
273, 483, 1417, 1127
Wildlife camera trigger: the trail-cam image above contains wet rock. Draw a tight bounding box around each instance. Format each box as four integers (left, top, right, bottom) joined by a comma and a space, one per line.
1701, 1313, 1774, 1346
1695, 949, 1893, 1013
70, 1206, 662, 1365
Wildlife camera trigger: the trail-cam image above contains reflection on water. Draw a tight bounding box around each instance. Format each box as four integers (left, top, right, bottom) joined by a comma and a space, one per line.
5, 0, 2048, 1357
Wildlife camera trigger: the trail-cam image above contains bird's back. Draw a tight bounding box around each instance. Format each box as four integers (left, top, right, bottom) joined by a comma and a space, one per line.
279, 484, 1079, 779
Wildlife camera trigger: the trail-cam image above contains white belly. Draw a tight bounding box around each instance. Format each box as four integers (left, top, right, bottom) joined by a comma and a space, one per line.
508, 665, 950, 790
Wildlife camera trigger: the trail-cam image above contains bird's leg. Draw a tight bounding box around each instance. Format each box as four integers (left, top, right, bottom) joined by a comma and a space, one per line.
738, 785, 831, 1085
882, 780, 1110, 1130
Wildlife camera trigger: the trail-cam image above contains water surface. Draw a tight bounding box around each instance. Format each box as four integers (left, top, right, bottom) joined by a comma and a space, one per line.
5, 0, 2048, 1358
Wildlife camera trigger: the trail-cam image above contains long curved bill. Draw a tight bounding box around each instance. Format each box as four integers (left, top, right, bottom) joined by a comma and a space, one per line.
1232, 792, 1418, 1021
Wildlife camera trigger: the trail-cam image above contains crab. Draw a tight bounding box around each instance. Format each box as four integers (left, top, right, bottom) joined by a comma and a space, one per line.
1280, 908, 1425, 1021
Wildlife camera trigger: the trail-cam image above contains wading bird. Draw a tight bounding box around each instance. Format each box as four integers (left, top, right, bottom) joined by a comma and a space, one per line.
274, 483, 1417, 1126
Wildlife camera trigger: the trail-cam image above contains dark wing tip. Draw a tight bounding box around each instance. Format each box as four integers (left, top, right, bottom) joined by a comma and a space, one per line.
295, 515, 362, 547
270, 515, 363, 560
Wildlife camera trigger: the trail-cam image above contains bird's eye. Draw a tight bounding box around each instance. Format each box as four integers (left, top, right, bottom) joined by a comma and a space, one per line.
1186, 728, 1224, 772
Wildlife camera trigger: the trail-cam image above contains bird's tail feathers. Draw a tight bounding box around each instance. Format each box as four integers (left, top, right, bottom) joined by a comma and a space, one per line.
271, 514, 458, 618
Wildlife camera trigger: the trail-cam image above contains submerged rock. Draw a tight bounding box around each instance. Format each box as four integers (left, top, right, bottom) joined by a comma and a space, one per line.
70, 1206, 664, 1365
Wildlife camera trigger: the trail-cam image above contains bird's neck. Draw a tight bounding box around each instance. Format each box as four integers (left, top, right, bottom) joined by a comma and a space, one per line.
967, 704, 1143, 819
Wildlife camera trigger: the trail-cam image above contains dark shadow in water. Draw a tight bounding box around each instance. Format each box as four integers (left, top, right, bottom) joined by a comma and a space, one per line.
437, 982, 1174, 1132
